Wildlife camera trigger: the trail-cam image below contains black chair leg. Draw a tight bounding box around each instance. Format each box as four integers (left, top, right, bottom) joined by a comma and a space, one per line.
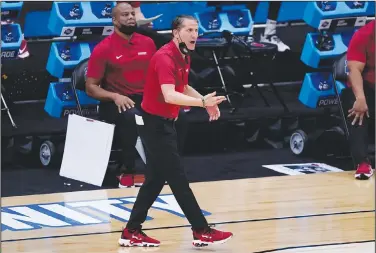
70, 75, 83, 116
331, 73, 356, 169
255, 85, 270, 107
269, 82, 289, 112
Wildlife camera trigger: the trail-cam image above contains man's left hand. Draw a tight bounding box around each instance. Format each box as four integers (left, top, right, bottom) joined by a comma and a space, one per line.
206, 105, 220, 121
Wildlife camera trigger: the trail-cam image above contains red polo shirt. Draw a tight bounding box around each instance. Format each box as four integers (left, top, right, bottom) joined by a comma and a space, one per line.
347, 20, 375, 89
86, 32, 156, 95
142, 41, 190, 118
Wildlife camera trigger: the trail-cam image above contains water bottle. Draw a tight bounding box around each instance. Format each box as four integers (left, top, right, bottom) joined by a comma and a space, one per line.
60, 46, 71, 61
68, 4, 81, 20
101, 3, 112, 18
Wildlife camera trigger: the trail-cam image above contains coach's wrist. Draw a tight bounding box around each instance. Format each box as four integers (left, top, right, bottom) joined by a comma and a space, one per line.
192, 97, 204, 108
201, 97, 206, 108
355, 95, 366, 101
110, 93, 119, 101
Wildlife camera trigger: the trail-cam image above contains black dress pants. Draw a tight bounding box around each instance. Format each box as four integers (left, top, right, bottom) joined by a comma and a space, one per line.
99, 94, 189, 174
126, 110, 208, 231
340, 84, 375, 165
244, 1, 282, 21
99, 94, 143, 174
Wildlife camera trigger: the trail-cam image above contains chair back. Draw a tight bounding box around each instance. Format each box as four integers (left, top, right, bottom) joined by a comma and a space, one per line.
333, 53, 348, 82
72, 58, 89, 91
70, 58, 90, 116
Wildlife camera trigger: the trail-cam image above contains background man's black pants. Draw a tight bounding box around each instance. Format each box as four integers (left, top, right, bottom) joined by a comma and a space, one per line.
126, 111, 208, 231
99, 95, 188, 174
340, 85, 375, 165
99, 95, 143, 174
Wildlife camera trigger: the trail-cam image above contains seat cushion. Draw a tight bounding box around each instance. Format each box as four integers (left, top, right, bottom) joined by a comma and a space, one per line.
247, 41, 277, 53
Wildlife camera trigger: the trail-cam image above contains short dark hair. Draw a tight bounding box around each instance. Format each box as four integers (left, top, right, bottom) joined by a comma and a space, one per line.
171, 15, 198, 31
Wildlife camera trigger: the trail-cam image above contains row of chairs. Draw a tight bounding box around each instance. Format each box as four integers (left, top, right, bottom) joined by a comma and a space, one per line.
69, 52, 351, 164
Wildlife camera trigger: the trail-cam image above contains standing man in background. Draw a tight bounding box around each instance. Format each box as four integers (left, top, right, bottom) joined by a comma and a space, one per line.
207, 1, 290, 52
245, 1, 290, 52
343, 20, 375, 180
86, 2, 156, 188
118, 15, 233, 248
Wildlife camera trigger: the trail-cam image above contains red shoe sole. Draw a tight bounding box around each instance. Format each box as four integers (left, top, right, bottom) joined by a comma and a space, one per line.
192, 234, 233, 247
118, 238, 160, 247
355, 170, 373, 180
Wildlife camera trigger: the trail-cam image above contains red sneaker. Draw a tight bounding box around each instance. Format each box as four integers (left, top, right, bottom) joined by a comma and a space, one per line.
133, 174, 145, 187
18, 39, 30, 59
117, 174, 134, 188
355, 162, 374, 180
118, 228, 160, 247
192, 227, 233, 247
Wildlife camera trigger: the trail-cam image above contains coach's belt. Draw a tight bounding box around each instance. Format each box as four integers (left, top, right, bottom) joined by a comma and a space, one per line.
162, 117, 177, 122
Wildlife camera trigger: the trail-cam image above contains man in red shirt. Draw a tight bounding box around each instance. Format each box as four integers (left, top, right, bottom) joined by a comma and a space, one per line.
118, 15, 233, 248
85, 2, 156, 188
342, 20, 375, 180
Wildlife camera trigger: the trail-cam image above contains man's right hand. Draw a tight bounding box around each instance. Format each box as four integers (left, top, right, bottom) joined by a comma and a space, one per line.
113, 94, 135, 113
203, 92, 227, 107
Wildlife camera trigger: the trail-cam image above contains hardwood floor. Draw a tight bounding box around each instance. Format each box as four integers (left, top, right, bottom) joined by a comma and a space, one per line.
2, 171, 374, 252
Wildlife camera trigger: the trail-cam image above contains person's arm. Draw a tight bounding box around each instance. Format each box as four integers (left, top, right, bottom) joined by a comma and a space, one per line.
130, 2, 146, 20
134, 6, 146, 20
85, 45, 117, 101
162, 84, 205, 107
346, 30, 369, 125
155, 55, 201, 107
183, 85, 204, 99
347, 31, 367, 100
348, 61, 366, 100
85, 44, 135, 112
157, 55, 225, 107
86, 77, 118, 101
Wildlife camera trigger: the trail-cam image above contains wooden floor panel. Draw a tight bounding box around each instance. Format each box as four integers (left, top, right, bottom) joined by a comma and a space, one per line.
2, 212, 374, 253
273, 242, 375, 253
2, 171, 374, 252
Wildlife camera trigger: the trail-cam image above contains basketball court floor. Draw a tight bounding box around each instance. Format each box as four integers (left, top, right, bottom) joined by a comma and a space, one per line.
2, 171, 374, 253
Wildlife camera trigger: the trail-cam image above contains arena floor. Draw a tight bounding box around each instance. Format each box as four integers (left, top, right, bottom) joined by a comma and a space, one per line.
2, 171, 374, 253
2, 83, 374, 252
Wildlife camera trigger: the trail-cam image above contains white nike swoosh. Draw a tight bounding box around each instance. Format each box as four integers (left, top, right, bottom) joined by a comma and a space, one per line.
19, 46, 27, 54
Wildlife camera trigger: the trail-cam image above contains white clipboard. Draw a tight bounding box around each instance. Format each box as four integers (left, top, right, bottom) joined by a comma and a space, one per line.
59, 114, 115, 187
